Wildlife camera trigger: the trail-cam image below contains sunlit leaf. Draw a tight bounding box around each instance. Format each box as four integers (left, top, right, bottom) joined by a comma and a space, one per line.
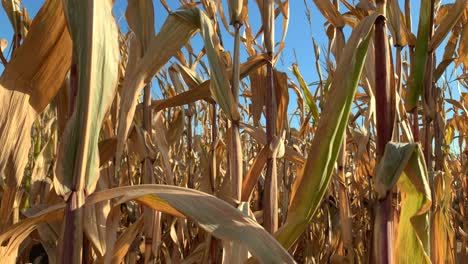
274, 13, 381, 249
54, 0, 120, 197
374, 143, 431, 264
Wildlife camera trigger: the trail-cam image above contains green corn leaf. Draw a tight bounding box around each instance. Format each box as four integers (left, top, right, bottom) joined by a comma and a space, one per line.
274, 13, 382, 249
374, 143, 432, 264
54, 0, 119, 197
405, 0, 431, 111
291, 64, 319, 123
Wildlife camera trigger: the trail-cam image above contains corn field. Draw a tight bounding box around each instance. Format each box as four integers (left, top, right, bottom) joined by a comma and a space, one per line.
0, 0, 467, 263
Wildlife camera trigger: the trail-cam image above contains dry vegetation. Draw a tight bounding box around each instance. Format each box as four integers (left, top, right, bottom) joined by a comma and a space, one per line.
0, 0, 467, 263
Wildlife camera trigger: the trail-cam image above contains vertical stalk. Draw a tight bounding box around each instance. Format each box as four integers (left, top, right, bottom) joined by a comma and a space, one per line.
405, 0, 419, 142
187, 108, 193, 188
331, 0, 352, 259
423, 2, 436, 262
373, 1, 395, 262
264, 51, 278, 233
433, 87, 444, 171
337, 139, 353, 262
60, 58, 84, 264
142, 83, 160, 263
230, 23, 243, 202
210, 103, 218, 193
424, 0, 435, 171
262, 0, 278, 234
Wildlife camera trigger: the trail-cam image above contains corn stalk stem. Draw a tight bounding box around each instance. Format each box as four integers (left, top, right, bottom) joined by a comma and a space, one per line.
373, 12, 395, 264
187, 110, 194, 188
142, 83, 159, 263
229, 23, 242, 201
337, 137, 353, 261
60, 60, 83, 264
423, 0, 435, 172
264, 52, 278, 233
210, 103, 218, 193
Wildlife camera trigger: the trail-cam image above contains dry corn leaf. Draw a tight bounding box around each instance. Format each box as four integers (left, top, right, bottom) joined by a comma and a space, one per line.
0, 203, 65, 260
125, 0, 155, 54
0, 0, 71, 229
434, 24, 461, 81
275, 69, 289, 132
241, 123, 305, 165
457, 15, 468, 68
110, 216, 143, 264
241, 145, 269, 201
2, 0, 22, 37
250, 64, 267, 126
116, 8, 240, 173
429, 0, 466, 51
87, 185, 295, 263
0, 38, 7, 53
386, 0, 410, 46
228, 0, 244, 25
431, 169, 456, 264
312, 0, 346, 28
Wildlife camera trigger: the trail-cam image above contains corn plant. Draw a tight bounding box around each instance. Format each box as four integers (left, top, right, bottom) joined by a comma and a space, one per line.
0, 0, 467, 263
